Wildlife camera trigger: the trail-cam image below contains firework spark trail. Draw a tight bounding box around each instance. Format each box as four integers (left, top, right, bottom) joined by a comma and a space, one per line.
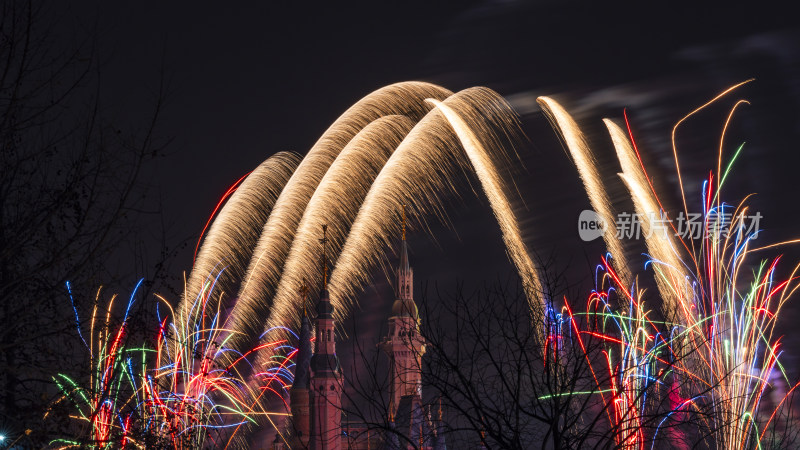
225, 82, 452, 344
582, 260, 673, 450
605, 117, 706, 434
428, 95, 542, 317
602, 89, 798, 448
672, 180, 798, 449
184, 152, 300, 318
154, 281, 299, 449
265, 115, 415, 330
671, 80, 754, 219
537, 97, 632, 288
50, 283, 146, 448
153, 295, 258, 449
604, 119, 692, 319
326, 87, 534, 327
51, 279, 294, 450
533, 90, 800, 448
325, 105, 464, 316
663, 204, 797, 449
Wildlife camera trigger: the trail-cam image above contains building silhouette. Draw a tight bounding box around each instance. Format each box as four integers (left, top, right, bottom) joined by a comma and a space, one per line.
273, 216, 446, 450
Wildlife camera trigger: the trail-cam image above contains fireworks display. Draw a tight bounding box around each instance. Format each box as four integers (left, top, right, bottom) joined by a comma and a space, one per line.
49, 276, 296, 449
46, 81, 800, 449
181, 83, 544, 365
225, 81, 454, 345
540, 84, 800, 449
49, 281, 144, 448
537, 96, 632, 288
9, 1, 800, 448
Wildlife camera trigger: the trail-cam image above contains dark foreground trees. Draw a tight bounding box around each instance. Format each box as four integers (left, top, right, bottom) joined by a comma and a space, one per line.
337, 275, 800, 450
339, 279, 623, 449
1, 1, 170, 445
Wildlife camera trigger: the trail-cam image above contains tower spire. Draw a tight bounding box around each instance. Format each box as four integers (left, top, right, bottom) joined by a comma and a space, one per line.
401, 203, 406, 241
381, 202, 425, 421
309, 224, 341, 450
290, 279, 313, 449
300, 278, 309, 317
320, 224, 329, 290
399, 207, 410, 274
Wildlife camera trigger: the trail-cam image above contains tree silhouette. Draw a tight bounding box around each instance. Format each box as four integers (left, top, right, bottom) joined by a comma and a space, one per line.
0, 1, 171, 444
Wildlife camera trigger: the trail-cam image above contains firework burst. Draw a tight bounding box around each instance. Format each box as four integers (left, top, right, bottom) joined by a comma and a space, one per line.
49, 275, 295, 449
543, 83, 800, 449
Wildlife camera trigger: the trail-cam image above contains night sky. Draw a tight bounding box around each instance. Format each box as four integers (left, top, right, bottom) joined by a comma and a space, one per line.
64, 0, 800, 379
4, 1, 800, 446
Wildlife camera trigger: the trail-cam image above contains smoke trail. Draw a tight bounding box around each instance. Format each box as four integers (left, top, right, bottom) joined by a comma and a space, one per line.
185, 152, 300, 315
203, 82, 453, 343
604, 119, 691, 318
537, 97, 631, 288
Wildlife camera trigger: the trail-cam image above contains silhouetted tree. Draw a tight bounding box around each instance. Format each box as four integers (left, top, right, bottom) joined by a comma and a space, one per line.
338, 273, 800, 449
0, 1, 172, 445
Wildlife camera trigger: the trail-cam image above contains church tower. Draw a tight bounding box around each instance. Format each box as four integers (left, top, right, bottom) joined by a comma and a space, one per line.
380, 206, 426, 417
289, 280, 312, 449
309, 225, 343, 450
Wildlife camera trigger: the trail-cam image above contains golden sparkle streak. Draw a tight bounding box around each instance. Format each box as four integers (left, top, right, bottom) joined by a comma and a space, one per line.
223, 82, 453, 345
183, 152, 300, 318
185, 84, 545, 379
604, 119, 691, 318
426, 96, 542, 314
267, 115, 415, 331
326, 88, 533, 326
537, 97, 632, 288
